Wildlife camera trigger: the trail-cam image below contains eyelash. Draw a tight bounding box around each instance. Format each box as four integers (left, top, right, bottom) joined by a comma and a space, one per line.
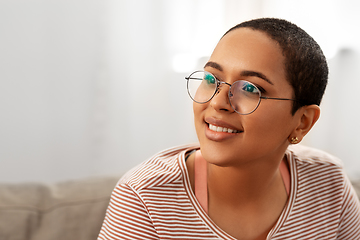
253, 84, 266, 94
211, 73, 267, 94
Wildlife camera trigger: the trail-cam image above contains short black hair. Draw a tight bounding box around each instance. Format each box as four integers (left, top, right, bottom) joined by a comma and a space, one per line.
224, 18, 328, 114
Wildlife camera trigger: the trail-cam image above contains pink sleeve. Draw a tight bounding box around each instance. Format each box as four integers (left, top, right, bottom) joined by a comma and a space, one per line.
98, 183, 159, 240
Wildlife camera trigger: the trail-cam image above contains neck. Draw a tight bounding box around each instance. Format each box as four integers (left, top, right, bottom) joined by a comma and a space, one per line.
207, 153, 287, 206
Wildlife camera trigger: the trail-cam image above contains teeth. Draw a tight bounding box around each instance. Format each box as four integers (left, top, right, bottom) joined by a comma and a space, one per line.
209, 124, 239, 133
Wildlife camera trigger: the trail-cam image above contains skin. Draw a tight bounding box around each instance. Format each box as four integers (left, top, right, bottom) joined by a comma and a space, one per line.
186, 28, 320, 240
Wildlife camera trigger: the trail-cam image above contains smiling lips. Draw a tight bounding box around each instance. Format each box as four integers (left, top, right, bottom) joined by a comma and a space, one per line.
208, 124, 242, 133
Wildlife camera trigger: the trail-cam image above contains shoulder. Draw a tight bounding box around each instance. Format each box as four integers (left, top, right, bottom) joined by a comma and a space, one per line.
277, 145, 360, 238
287, 144, 346, 193
287, 144, 343, 169
118, 144, 199, 191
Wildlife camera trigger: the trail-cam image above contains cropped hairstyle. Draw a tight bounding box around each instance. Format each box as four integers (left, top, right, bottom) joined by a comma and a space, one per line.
223, 18, 328, 115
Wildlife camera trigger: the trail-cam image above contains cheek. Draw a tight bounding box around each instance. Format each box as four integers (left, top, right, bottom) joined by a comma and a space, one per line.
246, 105, 294, 139
193, 102, 207, 133
193, 102, 200, 122
193, 101, 208, 117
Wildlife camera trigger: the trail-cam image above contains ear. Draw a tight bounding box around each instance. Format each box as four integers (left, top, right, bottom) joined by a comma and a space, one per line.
289, 105, 320, 144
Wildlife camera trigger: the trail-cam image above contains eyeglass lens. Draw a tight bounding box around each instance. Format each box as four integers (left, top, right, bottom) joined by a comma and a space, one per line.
186, 71, 261, 115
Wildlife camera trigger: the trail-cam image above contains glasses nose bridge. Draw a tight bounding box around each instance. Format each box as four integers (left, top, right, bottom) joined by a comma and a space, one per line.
213, 80, 234, 104
216, 80, 233, 98
217, 80, 232, 92
209, 79, 236, 113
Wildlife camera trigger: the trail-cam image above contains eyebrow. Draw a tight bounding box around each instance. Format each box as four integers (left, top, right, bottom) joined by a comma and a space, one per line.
204, 61, 223, 71
204, 61, 274, 85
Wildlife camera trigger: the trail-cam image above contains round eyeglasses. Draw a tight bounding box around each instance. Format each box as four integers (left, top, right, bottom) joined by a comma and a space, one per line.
185, 70, 296, 115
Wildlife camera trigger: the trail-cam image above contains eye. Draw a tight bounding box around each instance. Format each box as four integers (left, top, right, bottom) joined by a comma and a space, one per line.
204, 73, 216, 85
242, 82, 259, 93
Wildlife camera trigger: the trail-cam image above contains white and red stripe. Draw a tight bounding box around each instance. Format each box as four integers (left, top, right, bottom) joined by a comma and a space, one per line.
98, 144, 360, 239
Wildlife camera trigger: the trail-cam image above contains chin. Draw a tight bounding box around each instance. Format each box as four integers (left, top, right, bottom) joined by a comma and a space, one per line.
199, 142, 237, 167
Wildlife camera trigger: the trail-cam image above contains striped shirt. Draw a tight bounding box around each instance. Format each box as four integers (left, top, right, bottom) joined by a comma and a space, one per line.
98, 144, 360, 239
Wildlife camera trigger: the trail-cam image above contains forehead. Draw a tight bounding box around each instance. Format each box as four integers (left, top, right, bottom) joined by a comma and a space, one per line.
209, 28, 288, 86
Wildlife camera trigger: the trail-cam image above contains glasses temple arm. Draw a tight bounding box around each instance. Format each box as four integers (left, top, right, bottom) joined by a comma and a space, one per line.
260, 96, 296, 101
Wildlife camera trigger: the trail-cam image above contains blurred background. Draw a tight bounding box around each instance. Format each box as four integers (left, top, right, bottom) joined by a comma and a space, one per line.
1, 0, 359, 183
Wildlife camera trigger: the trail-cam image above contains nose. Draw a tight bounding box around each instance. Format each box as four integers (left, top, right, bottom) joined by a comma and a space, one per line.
209, 82, 234, 113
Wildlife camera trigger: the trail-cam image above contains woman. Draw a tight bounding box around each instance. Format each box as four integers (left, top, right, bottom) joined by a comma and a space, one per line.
98, 18, 360, 239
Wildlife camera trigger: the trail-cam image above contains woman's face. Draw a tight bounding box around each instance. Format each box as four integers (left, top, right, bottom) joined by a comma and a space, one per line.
194, 28, 300, 167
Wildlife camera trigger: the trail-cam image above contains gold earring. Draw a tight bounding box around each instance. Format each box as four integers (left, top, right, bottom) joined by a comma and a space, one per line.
290, 137, 299, 144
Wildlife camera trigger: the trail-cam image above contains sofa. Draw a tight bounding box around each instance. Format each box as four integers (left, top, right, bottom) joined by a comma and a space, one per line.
0, 176, 120, 240
0, 175, 360, 240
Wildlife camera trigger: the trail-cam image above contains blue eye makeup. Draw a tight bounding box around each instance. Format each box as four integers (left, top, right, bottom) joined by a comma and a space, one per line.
241, 82, 259, 94
204, 73, 216, 84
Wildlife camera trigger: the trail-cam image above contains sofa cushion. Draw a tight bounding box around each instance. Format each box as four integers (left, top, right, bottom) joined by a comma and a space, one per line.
0, 176, 119, 240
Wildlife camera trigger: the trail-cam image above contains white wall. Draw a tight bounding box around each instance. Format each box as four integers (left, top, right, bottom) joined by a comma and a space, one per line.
0, 0, 359, 183
0, 0, 109, 182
